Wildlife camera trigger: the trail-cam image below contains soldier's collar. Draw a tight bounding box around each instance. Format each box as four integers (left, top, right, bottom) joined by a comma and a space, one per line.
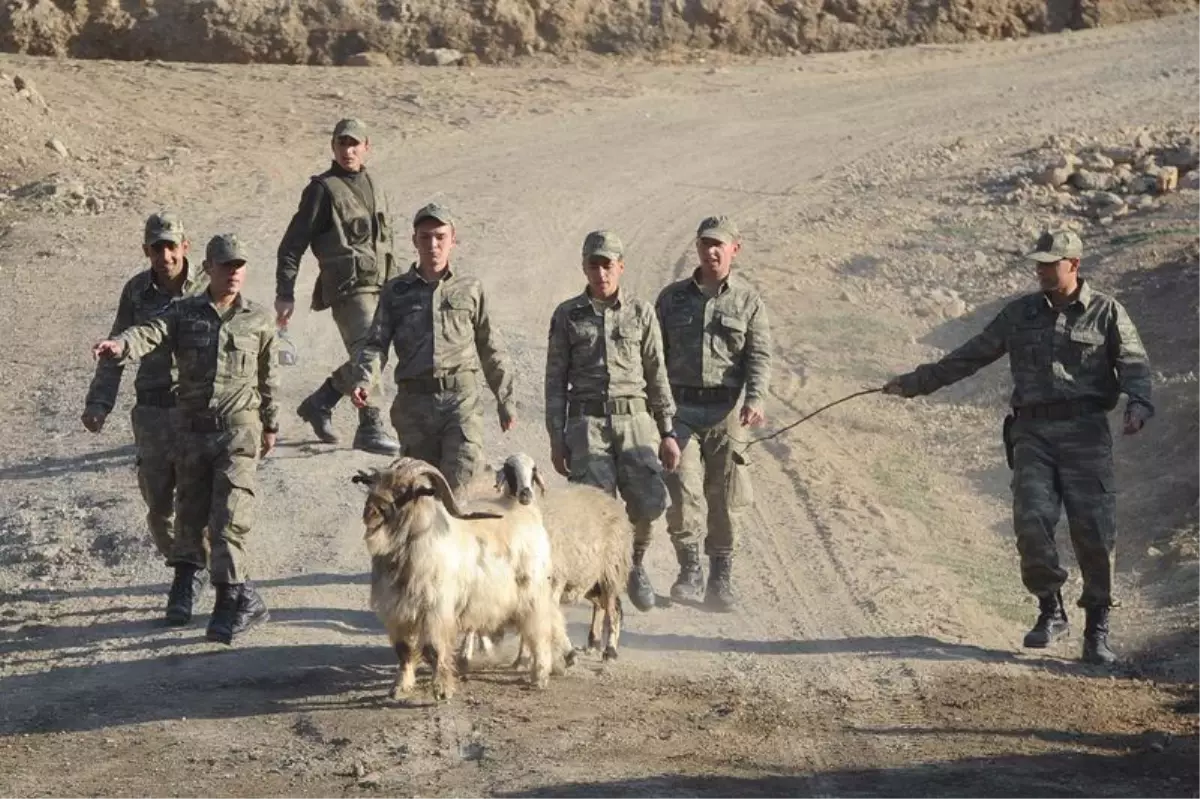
1040, 279, 1093, 310
583, 286, 622, 309
689, 268, 730, 295
206, 291, 246, 313
407, 263, 453, 284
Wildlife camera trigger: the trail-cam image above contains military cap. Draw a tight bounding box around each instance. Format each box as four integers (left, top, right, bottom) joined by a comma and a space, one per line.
143, 211, 186, 246
696, 215, 740, 244
205, 233, 249, 265
1026, 229, 1083, 262
413, 202, 456, 229
581, 230, 624, 261
332, 117, 369, 143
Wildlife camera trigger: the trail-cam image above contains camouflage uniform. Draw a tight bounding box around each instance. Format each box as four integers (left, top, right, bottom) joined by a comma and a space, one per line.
84, 223, 208, 560
351, 207, 515, 492
113, 237, 280, 594
545, 231, 676, 578
890, 230, 1152, 662
656, 272, 771, 556
278, 118, 399, 453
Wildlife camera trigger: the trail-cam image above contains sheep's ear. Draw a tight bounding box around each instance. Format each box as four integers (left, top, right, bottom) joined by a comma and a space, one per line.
352, 469, 379, 487
533, 466, 547, 496
493, 465, 506, 493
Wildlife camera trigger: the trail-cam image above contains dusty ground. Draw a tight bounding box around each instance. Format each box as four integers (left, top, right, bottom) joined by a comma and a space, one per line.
0, 14, 1198, 798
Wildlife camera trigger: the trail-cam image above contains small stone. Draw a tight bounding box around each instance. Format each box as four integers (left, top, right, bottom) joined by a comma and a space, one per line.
343, 51, 392, 67
46, 138, 69, 158
1069, 169, 1115, 191
1180, 170, 1200, 190
419, 48, 464, 67
1134, 130, 1155, 150
85, 196, 103, 213
1147, 546, 1164, 557
1103, 145, 1136, 164
357, 772, 382, 788
973, 250, 988, 267
1035, 166, 1072, 187
1052, 153, 1080, 171
1156, 166, 1179, 194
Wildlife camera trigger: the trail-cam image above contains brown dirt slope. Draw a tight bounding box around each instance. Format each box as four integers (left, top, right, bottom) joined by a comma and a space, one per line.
1, 0, 1196, 65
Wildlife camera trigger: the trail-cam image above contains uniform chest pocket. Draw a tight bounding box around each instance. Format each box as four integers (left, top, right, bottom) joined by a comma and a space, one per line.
1066, 327, 1106, 366
345, 214, 371, 244
610, 321, 642, 358
224, 333, 259, 378
439, 296, 475, 341
712, 313, 747, 353
1009, 323, 1047, 367
177, 319, 217, 369
567, 316, 602, 355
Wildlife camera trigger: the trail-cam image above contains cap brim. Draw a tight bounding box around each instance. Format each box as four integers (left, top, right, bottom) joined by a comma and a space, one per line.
698, 231, 735, 244
414, 214, 453, 227
146, 233, 185, 245
1026, 251, 1065, 262
584, 249, 622, 261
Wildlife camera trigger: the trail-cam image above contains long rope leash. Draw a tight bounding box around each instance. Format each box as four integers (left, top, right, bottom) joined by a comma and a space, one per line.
731, 387, 884, 449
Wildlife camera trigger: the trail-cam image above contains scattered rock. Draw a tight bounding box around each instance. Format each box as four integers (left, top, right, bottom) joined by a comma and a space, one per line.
419, 48, 464, 67
1181, 170, 1200, 190
1082, 153, 1115, 172
1103, 145, 1136, 163
1156, 166, 1178, 193
342, 51, 392, 67
1134, 129, 1155, 150
357, 772, 382, 788
1035, 166, 1072, 187
46, 138, 69, 159
1069, 169, 1115, 191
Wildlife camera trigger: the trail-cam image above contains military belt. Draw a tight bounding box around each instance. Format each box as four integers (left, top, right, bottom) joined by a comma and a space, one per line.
135, 388, 176, 408
1013, 399, 1105, 421
183, 409, 260, 433
671, 384, 741, 405
397, 373, 475, 394
568, 397, 648, 418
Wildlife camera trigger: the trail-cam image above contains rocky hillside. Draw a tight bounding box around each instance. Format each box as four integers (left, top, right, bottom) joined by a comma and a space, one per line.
2, 0, 1196, 66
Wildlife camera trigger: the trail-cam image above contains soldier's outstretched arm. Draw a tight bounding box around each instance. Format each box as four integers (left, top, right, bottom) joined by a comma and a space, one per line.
885, 310, 1009, 397
105, 311, 177, 362
473, 286, 517, 428
83, 281, 136, 424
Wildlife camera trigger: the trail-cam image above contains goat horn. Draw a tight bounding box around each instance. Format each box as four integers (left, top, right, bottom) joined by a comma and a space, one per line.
412, 461, 504, 521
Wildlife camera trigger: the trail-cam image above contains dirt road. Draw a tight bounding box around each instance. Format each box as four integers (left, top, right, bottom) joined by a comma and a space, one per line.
0, 16, 1197, 797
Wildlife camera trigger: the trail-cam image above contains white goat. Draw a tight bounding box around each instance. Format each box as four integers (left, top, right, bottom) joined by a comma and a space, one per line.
353, 457, 556, 701
464, 453, 631, 667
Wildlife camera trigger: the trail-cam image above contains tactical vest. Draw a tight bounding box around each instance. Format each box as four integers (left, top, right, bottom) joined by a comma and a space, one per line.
308, 171, 396, 311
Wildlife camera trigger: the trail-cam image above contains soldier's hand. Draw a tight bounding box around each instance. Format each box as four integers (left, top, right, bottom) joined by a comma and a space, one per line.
550, 442, 570, 478
659, 436, 682, 473
882, 375, 919, 398
499, 406, 517, 433
1123, 403, 1151, 435
81, 408, 107, 433
739, 405, 765, 428
350, 387, 370, 409
275, 298, 295, 328
261, 431, 277, 457
92, 340, 125, 360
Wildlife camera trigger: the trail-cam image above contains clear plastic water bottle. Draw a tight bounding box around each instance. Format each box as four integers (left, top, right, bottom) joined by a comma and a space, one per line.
277, 327, 298, 366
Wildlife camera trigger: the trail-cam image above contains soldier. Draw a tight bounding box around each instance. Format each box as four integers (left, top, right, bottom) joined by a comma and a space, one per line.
883, 230, 1152, 665
93, 234, 280, 646
350, 203, 516, 492
546, 230, 682, 612
655, 216, 771, 612
276, 117, 400, 456
82, 211, 209, 624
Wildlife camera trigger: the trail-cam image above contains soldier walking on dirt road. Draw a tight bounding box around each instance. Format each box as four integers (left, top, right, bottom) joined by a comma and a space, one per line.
82, 212, 210, 625
883, 229, 1153, 665
276, 117, 401, 457
546, 230, 682, 612
654, 216, 772, 612
349, 203, 517, 493
93, 234, 280, 645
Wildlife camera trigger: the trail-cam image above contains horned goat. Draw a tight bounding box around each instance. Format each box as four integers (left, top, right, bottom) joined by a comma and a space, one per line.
352, 457, 557, 701
464, 453, 631, 666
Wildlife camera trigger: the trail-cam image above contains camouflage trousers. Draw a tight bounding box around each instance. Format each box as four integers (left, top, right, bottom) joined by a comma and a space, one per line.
172, 421, 260, 585
130, 404, 178, 560
330, 291, 384, 410
665, 402, 754, 558
389, 383, 484, 493
1010, 412, 1116, 609
564, 408, 668, 546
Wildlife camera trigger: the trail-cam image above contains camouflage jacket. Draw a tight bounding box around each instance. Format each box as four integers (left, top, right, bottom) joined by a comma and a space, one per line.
84, 260, 208, 413
655, 271, 772, 410
899, 281, 1153, 413
545, 289, 675, 445
352, 265, 515, 416
115, 293, 281, 431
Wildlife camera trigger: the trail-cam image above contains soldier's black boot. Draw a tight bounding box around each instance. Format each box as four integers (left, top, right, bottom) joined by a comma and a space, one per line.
1023, 591, 1069, 648
232, 581, 270, 635
206, 583, 242, 645
164, 563, 204, 626
1082, 606, 1117, 665
705, 554, 736, 613
352, 406, 400, 456
670, 543, 704, 602
296, 378, 342, 444
627, 548, 656, 612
